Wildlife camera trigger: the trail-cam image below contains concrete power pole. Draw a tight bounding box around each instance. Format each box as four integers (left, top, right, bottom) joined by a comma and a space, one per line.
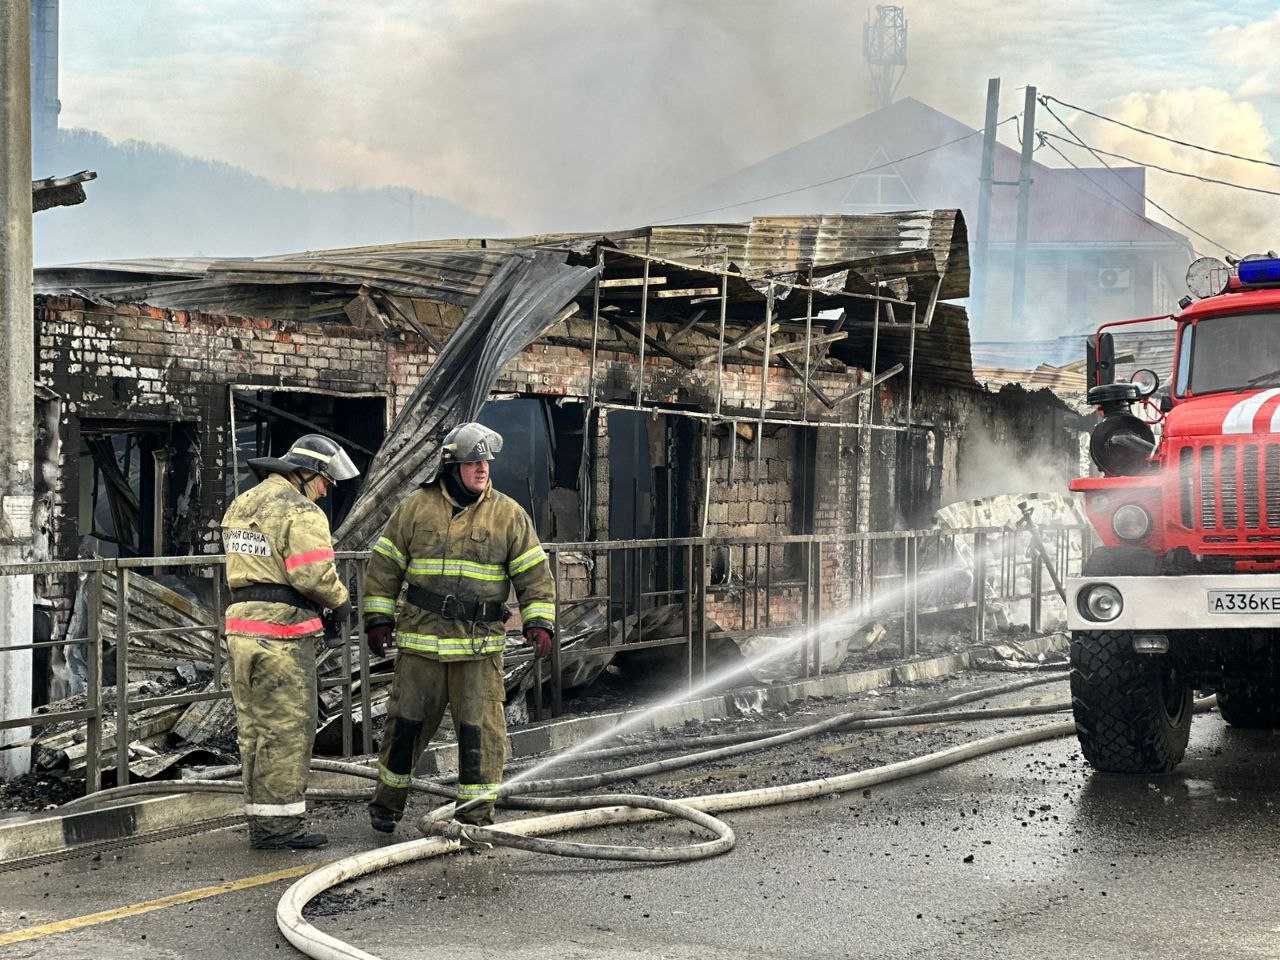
0, 0, 36, 779
970, 78, 1000, 335
1010, 85, 1037, 327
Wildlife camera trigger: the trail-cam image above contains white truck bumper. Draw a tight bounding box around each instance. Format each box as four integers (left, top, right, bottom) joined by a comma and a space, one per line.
1066, 574, 1280, 631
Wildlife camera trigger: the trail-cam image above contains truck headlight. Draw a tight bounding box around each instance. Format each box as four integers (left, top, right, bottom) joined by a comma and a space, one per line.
1112, 504, 1152, 542
1079, 583, 1124, 622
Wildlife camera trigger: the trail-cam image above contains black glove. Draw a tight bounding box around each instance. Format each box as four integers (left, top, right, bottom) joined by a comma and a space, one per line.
322, 601, 354, 649
366, 622, 395, 657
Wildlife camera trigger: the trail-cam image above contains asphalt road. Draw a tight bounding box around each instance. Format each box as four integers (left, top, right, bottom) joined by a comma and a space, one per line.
3, 691, 1280, 959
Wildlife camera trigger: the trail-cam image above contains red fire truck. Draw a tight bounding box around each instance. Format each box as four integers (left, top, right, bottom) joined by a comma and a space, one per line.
1068, 255, 1280, 773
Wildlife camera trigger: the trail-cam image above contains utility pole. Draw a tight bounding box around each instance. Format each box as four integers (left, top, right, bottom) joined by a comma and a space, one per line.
1, 0, 36, 779
971, 77, 1000, 332
1010, 85, 1037, 328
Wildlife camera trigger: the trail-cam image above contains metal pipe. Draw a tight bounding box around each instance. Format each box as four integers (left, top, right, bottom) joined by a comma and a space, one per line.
714, 250, 728, 419
635, 254, 651, 408
802, 265, 814, 422
755, 283, 775, 484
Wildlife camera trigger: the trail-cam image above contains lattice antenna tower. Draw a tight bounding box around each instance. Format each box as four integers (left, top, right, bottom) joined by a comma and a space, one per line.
863, 5, 907, 111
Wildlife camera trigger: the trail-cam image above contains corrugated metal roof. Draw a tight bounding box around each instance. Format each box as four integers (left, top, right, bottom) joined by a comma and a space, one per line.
35, 210, 967, 315
608, 210, 967, 300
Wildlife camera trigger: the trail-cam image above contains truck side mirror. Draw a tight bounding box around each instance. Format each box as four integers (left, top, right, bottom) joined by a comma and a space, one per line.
1087, 332, 1116, 387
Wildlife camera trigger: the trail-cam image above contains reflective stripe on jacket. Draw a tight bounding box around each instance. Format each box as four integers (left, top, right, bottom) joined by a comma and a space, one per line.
362, 480, 555, 661
221, 473, 348, 639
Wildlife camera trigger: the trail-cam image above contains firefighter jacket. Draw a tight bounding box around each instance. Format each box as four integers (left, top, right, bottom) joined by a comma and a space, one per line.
221, 473, 348, 638
362, 480, 556, 660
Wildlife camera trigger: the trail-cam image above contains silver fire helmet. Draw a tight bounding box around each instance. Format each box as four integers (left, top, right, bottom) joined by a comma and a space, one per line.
248, 434, 361, 485
441, 422, 503, 463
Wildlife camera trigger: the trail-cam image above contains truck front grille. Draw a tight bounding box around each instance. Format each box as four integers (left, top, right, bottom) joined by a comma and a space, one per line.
1183, 442, 1280, 536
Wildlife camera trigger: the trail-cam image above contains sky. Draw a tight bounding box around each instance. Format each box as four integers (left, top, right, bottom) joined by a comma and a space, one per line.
53, 0, 1280, 253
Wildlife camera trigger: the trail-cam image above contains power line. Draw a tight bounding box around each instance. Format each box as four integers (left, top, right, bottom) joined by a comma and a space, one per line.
1040, 132, 1280, 200
1042, 94, 1280, 172
652, 118, 1017, 224
1037, 100, 1235, 257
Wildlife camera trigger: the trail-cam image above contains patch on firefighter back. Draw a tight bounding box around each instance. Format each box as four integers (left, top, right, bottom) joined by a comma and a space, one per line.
223, 529, 272, 557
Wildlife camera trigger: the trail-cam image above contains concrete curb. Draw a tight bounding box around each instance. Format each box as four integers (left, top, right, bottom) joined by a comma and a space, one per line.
0, 633, 1068, 864
0, 792, 242, 864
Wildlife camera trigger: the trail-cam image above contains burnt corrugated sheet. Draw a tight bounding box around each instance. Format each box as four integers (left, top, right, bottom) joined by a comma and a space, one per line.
608, 211, 968, 300
835, 301, 977, 390
334, 250, 600, 550
34, 211, 967, 320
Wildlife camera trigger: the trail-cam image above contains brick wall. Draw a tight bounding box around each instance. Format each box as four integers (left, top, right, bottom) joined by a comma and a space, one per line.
33, 294, 1081, 653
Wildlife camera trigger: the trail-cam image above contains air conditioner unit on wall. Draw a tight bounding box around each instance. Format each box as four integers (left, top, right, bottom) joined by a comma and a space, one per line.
1098, 267, 1132, 290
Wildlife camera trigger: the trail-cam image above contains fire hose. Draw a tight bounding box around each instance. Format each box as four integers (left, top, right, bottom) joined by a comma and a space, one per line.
53, 676, 1216, 960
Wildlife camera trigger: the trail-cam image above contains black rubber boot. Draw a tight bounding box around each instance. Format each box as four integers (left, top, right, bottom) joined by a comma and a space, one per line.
369, 804, 399, 834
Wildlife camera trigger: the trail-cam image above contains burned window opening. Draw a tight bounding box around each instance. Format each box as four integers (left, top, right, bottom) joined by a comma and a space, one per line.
228, 389, 385, 529
477, 397, 586, 543
79, 421, 198, 560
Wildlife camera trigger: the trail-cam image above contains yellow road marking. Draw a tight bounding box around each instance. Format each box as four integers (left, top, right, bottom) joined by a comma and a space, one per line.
0, 861, 323, 947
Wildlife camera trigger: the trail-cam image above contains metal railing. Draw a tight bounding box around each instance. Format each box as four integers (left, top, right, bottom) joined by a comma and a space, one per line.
0, 523, 1085, 796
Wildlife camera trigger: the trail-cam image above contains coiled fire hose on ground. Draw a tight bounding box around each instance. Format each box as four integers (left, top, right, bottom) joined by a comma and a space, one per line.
53, 675, 1216, 960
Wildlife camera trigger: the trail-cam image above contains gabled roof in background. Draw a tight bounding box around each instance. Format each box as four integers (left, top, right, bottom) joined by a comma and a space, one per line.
671, 98, 1192, 250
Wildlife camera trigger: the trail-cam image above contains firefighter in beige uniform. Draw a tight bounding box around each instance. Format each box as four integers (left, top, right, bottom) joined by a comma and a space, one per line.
221, 435, 358, 850
364, 422, 555, 832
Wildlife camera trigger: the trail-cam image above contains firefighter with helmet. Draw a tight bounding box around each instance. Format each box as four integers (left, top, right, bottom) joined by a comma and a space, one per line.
221, 434, 359, 850
363, 421, 555, 832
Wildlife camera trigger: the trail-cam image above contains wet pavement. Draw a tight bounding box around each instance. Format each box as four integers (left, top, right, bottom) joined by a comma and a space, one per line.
3, 682, 1279, 959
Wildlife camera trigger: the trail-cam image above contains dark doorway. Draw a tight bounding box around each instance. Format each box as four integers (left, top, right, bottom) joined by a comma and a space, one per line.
477, 397, 586, 542
607, 411, 699, 622
228, 389, 385, 528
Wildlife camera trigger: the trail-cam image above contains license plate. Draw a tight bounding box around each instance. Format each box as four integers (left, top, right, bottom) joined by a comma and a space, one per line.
1207, 590, 1280, 613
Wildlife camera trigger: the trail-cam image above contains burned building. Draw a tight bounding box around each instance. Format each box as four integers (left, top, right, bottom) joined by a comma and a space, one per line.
29, 212, 1080, 703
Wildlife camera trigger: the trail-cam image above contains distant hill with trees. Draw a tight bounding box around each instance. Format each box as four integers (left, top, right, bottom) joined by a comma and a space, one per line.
36, 128, 509, 265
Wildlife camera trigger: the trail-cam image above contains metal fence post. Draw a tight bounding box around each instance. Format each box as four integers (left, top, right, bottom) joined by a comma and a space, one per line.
973, 531, 986, 646
900, 537, 910, 658
211, 566, 224, 692
339, 559, 354, 759
550, 549, 563, 718
84, 569, 103, 794
812, 540, 824, 676
1030, 551, 1043, 634
355, 559, 372, 755
909, 536, 919, 657
798, 542, 808, 675
683, 542, 694, 691
115, 568, 131, 786
698, 542, 708, 681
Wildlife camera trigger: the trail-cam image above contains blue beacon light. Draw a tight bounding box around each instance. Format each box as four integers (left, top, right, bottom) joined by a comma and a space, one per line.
1238, 258, 1280, 285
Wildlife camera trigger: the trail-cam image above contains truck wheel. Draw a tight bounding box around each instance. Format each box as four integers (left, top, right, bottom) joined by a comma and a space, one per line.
1217, 680, 1280, 728
1070, 630, 1192, 773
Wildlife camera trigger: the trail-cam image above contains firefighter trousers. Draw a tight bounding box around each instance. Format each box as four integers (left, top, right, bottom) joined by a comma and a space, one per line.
226, 634, 318, 847
371, 653, 507, 824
